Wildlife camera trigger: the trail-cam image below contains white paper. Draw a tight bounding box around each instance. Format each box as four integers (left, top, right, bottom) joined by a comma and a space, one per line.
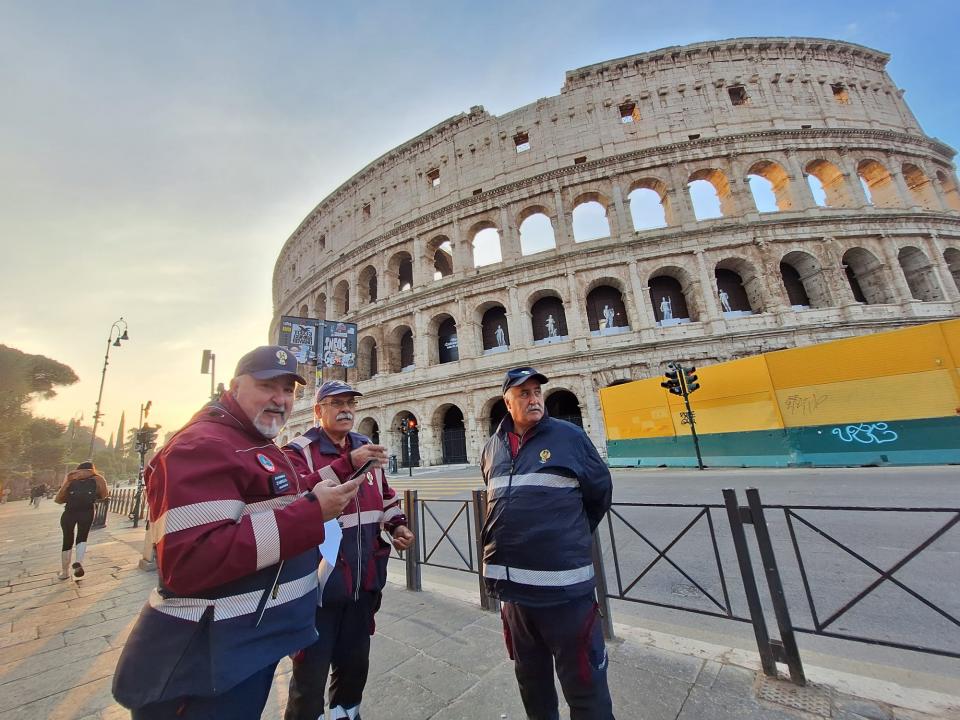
318, 519, 342, 565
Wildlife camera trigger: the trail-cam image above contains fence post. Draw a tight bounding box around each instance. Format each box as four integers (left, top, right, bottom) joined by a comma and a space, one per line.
592, 533, 615, 640
745, 488, 806, 686
471, 489, 498, 612
723, 488, 778, 678
404, 489, 421, 591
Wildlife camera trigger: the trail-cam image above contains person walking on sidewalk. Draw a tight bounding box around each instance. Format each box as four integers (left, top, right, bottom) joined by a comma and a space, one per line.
54, 462, 108, 579
112, 346, 364, 720
30, 481, 47, 508
481, 367, 614, 720
283, 380, 415, 720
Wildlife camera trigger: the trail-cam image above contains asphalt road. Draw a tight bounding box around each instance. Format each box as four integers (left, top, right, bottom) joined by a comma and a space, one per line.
386, 464, 960, 694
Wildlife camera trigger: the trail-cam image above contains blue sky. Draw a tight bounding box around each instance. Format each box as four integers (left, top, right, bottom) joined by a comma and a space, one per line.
1, 0, 957, 437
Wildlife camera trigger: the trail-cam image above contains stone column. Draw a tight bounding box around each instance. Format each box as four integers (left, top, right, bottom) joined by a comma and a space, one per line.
610, 185, 630, 240
412, 235, 427, 288
580, 372, 606, 450
755, 240, 790, 312
821, 236, 858, 306
507, 284, 531, 348
878, 238, 916, 302
782, 149, 818, 211
837, 152, 871, 208
464, 405, 481, 464
414, 310, 429, 368
451, 217, 473, 273
666, 164, 698, 227
889, 162, 919, 210
564, 271, 588, 337
627, 260, 656, 329
553, 188, 574, 249
925, 234, 960, 302
498, 206, 521, 262
693, 250, 722, 320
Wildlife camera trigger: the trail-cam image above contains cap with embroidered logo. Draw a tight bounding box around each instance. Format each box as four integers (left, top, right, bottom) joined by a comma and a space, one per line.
316, 380, 363, 403
502, 367, 549, 394
234, 345, 306, 384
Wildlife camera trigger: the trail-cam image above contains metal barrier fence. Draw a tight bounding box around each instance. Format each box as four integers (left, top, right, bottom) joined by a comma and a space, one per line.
105, 487, 146, 522
391, 486, 960, 686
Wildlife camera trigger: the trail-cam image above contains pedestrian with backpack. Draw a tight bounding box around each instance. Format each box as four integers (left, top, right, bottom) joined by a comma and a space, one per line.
54, 461, 108, 580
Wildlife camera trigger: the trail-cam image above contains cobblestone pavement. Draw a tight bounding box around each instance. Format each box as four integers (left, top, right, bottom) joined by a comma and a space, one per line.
1, 501, 957, 719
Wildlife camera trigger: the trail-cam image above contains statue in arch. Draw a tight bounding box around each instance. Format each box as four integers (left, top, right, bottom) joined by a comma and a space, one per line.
719, 289, 733, 313
495, 324, 507, 347
602, 304, 615, 328
546, 314, 558, 337
660, 296, 673, 321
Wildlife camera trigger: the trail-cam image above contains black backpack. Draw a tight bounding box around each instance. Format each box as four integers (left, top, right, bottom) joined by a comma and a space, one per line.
66, 477, 98, 511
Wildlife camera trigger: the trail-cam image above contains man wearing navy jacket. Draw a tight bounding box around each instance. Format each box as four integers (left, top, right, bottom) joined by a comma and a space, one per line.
481, 367, 614, 720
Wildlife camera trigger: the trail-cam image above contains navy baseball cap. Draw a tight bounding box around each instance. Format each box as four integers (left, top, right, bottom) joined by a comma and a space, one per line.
234, 346, 306, 384
502, 367, 549, 394
316, 380, 363, 403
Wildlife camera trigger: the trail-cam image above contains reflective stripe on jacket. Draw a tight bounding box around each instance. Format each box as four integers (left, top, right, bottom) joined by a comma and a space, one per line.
480, 415, 612, 607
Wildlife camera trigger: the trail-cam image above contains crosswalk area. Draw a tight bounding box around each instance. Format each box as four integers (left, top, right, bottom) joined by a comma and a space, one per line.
385, 475, 484, 499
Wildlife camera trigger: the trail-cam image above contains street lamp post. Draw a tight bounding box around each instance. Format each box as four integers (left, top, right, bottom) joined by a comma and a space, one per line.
88, 317, 129, 458
201, 349, 217, 401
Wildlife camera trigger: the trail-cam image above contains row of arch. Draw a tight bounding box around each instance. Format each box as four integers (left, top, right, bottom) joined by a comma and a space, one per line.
315, 244, 960, 380
288, 154, 960, 314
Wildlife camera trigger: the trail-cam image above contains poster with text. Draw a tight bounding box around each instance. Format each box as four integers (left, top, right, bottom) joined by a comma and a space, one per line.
321, 321, 357, 368
277, 316, 321, 365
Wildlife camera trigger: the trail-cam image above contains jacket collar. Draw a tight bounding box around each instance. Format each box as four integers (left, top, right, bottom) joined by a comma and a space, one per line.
188, 391, 270, 441
304, 426, 367, 455
496, 413, 550, 440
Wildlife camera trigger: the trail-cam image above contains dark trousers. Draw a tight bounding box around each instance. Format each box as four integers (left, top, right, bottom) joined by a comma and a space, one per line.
501, 594, 614, 720
131, 660, 278, 720
285, 592, 376, 720
61, 508, 93, 551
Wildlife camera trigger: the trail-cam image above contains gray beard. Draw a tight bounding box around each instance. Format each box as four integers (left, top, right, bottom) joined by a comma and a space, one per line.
253, 410, 285, 438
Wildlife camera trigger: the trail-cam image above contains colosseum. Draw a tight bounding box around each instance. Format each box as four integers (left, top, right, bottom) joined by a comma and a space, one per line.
272, 36, 960, 465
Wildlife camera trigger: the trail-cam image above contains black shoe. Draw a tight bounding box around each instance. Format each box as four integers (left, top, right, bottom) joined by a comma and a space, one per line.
72, 562, 84, 578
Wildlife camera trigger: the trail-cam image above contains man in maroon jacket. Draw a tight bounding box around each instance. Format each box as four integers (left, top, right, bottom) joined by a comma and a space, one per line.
283, 380, 414, 720
114, 346, 362, 719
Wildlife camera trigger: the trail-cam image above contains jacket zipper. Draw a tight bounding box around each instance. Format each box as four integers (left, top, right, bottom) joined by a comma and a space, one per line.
354, 489, 361, 601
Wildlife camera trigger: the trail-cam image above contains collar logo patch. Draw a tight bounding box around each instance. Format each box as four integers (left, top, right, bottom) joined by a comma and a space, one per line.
257, 453, 276, 472
276, 350, 288, 365
539, 449, 551, 464
366, 471, 374, 485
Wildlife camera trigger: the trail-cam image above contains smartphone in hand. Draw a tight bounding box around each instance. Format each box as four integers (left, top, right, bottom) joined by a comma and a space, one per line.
349, 459, 376, 482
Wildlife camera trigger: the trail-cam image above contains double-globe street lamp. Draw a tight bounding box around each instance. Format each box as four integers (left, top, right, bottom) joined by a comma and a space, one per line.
88, 317, 130, 457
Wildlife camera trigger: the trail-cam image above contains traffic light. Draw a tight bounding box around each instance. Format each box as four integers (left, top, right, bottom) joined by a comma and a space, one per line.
661, 364, 683, 395
407, 417, 418, 433
136, 424, 159, 451
683, 366, 700, 394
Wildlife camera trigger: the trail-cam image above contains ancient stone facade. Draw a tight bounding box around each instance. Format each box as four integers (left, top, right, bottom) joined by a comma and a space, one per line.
272, 37, 960, 465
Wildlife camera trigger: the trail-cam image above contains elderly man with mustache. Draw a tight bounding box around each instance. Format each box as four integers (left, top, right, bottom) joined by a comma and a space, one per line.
481, 367, 614, 720
283, 380, 413, 720
114, 346, 363, 720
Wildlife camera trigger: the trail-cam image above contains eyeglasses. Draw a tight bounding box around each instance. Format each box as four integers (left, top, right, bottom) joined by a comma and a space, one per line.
320, 399, 359, 410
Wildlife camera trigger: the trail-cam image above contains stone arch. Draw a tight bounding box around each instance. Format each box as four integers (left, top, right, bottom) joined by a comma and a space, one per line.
714, 257, 761, 314
358, 335, 378, 380
357, 416, 380, 445
332, 279, 350, 316
902, 164, 939, 210
627, 177, 670, 229
386, 323, 415, 372
426, 234, 454, 280
898, 246, 944, 301
470, 221, 502, 267
858, 159, 900, 208
779, 250, 831, 308
298, 302, 309, 317
842, 247, 895, 304
688, 168, 735, 219
747, 160, 794, 212
529, 291, 569, 342
518, 205, 557, 255
648, 266, 698, 324
544, 387, 583, 427
433, 403, 468, 464
944, 247, 960, 292
935, 170, 960, 211
805, 159, 854, 208
585, 279, 629, 332
387, 250, 414, 292
314, 291, 327, 318
428, 312, 459, 365
358, 264, 378, 305
478, 302, 510, 352
480, 396, 508, 435
390, 410, 420, 467
571, 192, 611, 242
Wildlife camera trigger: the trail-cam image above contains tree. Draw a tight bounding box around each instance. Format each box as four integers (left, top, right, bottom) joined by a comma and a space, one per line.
0, 345, 78, 471
22, 417, 67, 480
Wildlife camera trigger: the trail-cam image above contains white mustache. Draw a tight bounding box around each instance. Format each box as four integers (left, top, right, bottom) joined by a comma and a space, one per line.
336, 412, 354, 421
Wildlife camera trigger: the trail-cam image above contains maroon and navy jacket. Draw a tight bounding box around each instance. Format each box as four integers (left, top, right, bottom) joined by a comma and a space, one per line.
113, 393, 329, 709
285, 428, 406, 605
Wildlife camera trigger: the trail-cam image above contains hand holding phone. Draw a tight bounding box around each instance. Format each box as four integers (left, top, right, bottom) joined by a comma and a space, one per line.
312, 473, 364, 521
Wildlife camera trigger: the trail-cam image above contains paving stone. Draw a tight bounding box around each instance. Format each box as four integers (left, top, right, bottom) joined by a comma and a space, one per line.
391, 652, 480, 701
833, 696, 895, 719
360, 670, 447, 719
0, 637, 110, 685
677, 684, 809, 720
610, 639, 704, 683
0, 627, 39, 651
424, 623, 507, 677
429, 660, 531, 720
0, 648, 120, 712
368, 633, 420, 676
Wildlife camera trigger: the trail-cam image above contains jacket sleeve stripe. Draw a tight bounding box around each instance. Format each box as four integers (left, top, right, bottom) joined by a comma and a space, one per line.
250, 511, 281, 570
243, 495, 300, 515
483, 562, 594, 587
147, 570, 317, 622
154, 499, 246, 539
338, 509, 383, 529
487, 472, 581, 494
383, 506, 403, 522
318, 465, 339, 484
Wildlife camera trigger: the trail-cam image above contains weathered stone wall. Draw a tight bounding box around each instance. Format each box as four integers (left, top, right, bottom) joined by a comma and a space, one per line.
272, 37, 960, 465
